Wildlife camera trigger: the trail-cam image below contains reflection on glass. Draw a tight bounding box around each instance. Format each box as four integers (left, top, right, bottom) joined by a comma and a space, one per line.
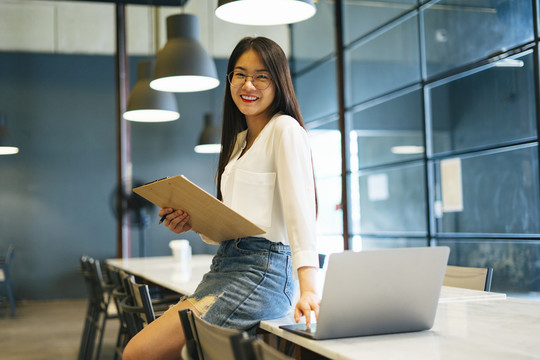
291, 0, 335, 72
434, 144, 540, 235
352, 236, 428, 251
296, 59, 338, 122
344, 0, 417, 45
423, 0, 534, 78
428, 51, 536, 155
352, 89, 424, 168
438, 239, 540, 299
315, 176, 343, 236
346, 15, 420, 106
351, 162, 427, 234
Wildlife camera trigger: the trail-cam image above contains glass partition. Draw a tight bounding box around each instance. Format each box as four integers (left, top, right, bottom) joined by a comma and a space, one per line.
422, 0, 534, 78
438, 239, 540, 297
343, 0, 417, 45
291, 0, 335, 72
432, 144, 540, 235
296, 59, 338, 122
352, 88, 424, 168
351, 162, 427, 235
427, 51, 536, 155
346, 14, 421, 106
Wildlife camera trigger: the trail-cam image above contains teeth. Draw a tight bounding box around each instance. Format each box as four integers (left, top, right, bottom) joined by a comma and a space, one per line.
241, 95, 257, 101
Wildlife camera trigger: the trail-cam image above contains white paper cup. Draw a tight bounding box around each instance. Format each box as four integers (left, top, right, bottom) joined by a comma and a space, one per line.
169, 240, 192, 263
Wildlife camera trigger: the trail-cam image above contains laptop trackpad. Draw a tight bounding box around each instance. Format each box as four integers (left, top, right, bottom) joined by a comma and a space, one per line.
279, 323, 318, 338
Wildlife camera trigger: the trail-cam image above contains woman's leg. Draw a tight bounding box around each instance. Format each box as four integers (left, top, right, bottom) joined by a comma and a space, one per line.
122, 299, 200, 360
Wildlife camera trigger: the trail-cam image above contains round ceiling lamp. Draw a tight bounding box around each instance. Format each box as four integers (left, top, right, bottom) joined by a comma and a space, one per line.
0, 114, 19, 155
123, 60, 180, 122
215, 0, 316, 26
194, 113, 222, 154
150, 14, 220, 93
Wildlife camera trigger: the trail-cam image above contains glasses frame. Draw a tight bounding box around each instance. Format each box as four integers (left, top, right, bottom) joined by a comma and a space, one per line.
227, 71, 273, 90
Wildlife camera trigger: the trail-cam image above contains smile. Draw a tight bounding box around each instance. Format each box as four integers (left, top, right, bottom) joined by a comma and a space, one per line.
240, 95, 258, 102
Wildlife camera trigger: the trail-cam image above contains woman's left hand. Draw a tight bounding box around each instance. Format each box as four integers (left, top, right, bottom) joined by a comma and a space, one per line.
295, 290, 320, 328
295, 266, 320, 328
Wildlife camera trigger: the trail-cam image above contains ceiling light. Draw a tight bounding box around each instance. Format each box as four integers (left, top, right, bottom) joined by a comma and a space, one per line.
215, 0, 316, 26
194, 113, 222, 154
123, 60, 180, 122
151, 14, 219, 93
391, 145, 424, 155
0, 114, 19, 155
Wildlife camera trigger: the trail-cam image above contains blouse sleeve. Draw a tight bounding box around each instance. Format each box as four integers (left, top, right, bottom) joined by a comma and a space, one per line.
275, 121, 319, 277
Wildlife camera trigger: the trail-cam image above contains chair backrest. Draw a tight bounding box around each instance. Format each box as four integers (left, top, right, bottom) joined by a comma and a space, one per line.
178, 309, 241, 360
0, 244, 14, 267
252, 339, 294, 360
230, 333, 293, 360
126, 275, 156, 326
443, 265, 493, 291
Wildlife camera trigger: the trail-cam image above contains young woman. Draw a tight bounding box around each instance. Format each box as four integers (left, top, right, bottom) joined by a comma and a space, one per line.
123, 36, 319, 360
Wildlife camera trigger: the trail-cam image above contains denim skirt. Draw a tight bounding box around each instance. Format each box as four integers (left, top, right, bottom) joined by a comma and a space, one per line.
182, 237, 295, 333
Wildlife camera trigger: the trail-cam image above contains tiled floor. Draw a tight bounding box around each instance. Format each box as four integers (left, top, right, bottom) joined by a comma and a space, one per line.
0, 299, 119, 360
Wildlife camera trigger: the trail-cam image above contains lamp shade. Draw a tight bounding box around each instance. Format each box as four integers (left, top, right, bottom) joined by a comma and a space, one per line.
215, 0, 316, 25
124, 60, 180, 122
0, 114, 19, 155
150, 14, 220, 93
194, 113, 222, 154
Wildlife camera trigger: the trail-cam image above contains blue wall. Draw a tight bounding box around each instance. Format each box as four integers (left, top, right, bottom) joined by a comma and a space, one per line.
0, 52, 227, 300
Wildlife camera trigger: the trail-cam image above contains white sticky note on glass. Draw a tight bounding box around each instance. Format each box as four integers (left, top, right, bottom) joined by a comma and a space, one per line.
367, 173, 389, 201
440, 158, 464, 212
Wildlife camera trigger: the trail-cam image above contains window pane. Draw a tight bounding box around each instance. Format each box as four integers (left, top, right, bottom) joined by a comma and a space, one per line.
438, 239, 540, 300
428, 51, 536, 155
291, 0, 335, 72
343, 0, 417, 45
309, 120, 342, 178
346, 15, 420, 105
296, 59, 338, 122
318, 235, 345, 257
423, 0, 534, 78
433, 145, 540, 235
352, 89, 424, 168
308, 120, 343, 237
351, 162, 427, 234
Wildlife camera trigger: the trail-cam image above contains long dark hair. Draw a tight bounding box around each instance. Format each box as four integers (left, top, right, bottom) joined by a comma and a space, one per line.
216, 36, 305, 200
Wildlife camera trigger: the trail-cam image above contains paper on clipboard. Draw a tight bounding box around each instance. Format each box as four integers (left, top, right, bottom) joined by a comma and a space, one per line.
133, 175, 265, 242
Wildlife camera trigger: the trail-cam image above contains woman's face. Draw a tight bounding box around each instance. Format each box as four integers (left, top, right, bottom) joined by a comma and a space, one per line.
230, 49, 275, 123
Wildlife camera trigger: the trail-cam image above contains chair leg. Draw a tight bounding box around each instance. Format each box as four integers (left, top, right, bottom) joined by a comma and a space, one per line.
3, 269, 16, 316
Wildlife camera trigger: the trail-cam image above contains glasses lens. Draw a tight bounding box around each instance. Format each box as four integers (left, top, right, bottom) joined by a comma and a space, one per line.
228, 71, 271, 90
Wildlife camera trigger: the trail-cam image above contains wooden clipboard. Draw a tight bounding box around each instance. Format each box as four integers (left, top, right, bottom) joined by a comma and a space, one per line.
133, 175, 265, 242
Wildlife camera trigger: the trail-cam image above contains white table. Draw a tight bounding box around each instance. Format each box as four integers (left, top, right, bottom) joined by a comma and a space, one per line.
106, 255, 214, 295
259, 290, 540, 360
107, 255, 539, 360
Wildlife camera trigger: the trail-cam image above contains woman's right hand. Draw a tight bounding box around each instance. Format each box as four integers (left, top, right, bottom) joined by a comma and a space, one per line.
158, 208, 192, 234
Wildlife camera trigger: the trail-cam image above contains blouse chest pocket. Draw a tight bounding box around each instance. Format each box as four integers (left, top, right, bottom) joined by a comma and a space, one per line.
231, 169, 276, 228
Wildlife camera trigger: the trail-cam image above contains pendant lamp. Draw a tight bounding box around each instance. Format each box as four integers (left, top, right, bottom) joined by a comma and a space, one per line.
194, 113, 222, 154
151, 14, 219, 93
215, 0, 316, 26
0, 114, 19, 155
123, 60, 180, 122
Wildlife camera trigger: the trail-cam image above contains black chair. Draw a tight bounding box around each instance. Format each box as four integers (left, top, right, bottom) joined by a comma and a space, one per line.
0, 244, 15, 316
232, 333, 294, 360
178, 308, 243, 360
78, 256, 118, 360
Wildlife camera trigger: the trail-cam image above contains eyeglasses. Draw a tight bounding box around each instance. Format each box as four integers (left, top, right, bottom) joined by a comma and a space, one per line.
227, 71, 273, 90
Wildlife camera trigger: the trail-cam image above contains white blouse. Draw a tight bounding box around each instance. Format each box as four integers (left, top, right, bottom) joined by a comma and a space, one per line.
201, 114, 319, 275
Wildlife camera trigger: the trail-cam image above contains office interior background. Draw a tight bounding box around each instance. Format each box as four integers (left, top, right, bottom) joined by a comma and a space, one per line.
0, 0, 539, 303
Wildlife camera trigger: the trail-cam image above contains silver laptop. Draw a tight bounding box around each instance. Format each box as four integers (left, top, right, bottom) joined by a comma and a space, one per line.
280, 246, 450, 340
